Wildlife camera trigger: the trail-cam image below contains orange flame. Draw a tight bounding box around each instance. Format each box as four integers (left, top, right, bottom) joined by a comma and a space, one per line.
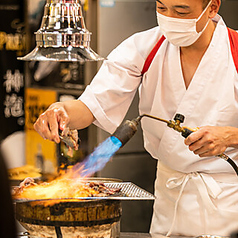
13, 165, 98, 202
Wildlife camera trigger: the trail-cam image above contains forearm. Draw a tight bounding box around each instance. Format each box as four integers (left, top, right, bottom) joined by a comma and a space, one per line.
60, 99, 95, 130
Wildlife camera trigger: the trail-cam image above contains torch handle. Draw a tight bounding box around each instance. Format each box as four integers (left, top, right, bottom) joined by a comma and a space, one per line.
181, 127, 194, 138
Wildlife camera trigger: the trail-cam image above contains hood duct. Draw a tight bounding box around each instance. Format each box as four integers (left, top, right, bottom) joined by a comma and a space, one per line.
18, 0, 104, 62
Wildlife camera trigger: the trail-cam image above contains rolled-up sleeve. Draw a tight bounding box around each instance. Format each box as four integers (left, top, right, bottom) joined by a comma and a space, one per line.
79, 27, 162, 134
79, 34, 146, 134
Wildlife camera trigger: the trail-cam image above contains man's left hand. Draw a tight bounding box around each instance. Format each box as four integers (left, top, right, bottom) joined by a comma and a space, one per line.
184, 126, 236, 157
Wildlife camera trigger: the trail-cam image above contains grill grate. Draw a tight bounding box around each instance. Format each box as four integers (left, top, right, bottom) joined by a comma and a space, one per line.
15, 182, 155, 203
102, 182, 155, 200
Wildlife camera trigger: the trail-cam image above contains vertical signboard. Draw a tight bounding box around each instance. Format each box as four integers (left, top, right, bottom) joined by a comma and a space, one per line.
25, 88, 58, 174
0, 0, 26, 168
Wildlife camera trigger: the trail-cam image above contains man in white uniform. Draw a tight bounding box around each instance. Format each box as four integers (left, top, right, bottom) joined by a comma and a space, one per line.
34, 0, 238, 236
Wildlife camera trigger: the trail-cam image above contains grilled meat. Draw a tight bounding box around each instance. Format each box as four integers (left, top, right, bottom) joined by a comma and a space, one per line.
12, 178, 122, 200
89, 182, 121, 197
59, 128, 79, 157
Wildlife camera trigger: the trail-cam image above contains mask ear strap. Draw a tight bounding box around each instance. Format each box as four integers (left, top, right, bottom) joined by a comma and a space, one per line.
196, 0, 212, 22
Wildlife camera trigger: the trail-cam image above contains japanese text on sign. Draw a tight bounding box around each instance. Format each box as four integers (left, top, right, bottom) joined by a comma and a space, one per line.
3, 69, 24, 118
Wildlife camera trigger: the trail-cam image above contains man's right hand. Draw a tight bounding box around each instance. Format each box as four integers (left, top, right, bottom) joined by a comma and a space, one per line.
33, 102, 70, 144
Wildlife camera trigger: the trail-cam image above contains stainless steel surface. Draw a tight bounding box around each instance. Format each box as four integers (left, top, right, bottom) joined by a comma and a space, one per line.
121, 233, 152, 238
196, 236, 229, 238
17, 232, 228, 238
17, 232, 152, 237
18, 0, 103, 62
17, 232, 151, 237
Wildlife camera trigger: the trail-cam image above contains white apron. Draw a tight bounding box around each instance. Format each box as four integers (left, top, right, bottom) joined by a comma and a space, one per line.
150, 162, 238, 237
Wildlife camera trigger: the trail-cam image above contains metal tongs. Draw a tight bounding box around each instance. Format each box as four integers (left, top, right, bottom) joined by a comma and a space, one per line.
59, 129, 79, 149
59, 134, 75, 148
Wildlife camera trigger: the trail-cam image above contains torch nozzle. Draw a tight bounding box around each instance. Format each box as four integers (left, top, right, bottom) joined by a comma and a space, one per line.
111, 117, 141, 147
111, 114, 170, 147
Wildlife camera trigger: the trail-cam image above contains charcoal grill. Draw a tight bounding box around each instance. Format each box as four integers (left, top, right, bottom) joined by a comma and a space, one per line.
15, 182, 155, 238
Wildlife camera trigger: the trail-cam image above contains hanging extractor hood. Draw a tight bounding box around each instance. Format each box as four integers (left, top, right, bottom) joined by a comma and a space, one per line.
18, 0, 104, 62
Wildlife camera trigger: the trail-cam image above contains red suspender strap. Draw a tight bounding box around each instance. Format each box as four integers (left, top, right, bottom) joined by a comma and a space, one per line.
228, 28, 238, 73
141, 35, 166, 75
142, 29, 238, 75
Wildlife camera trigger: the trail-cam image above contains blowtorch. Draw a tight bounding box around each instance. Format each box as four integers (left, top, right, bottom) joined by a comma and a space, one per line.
112, 113, 238, 176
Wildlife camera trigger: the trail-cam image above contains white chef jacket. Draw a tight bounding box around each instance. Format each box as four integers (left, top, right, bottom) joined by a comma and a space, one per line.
80, 14, 238, 236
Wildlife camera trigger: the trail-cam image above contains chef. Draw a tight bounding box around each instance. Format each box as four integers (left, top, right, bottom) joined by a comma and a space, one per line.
34, 0, 238, 236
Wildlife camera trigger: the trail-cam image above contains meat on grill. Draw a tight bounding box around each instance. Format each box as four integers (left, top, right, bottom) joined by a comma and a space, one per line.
60, 128, 79, 157
12, 177, 37, 197
89, 182, 121, 197
12, 177, 122, 200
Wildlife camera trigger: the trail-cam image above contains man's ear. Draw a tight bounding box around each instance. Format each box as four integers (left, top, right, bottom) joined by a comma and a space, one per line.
209, 0, 220, 18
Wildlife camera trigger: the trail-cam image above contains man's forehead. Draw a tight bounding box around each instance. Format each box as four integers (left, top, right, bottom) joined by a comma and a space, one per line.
156, 0, 203, 6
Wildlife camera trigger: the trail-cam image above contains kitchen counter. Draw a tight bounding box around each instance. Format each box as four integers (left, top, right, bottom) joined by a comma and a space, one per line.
16, 232, 151, 237
16, 232, 152, 238
16, 232, 189, 238
17, 232, 229, 238
120, 233, 190, 238
121, 233, 152, 238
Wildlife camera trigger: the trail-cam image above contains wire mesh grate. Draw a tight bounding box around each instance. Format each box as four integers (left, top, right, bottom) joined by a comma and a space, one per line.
104, 182, 155, 200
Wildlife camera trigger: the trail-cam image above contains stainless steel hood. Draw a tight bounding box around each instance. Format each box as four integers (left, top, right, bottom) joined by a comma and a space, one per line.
18, 0, 104, 62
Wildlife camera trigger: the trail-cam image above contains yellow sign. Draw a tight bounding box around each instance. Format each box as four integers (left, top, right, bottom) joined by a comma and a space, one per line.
25, 88, 57, 130
25, 88, 58, 174
0, 31, 26, 55
25, 129, 58, 174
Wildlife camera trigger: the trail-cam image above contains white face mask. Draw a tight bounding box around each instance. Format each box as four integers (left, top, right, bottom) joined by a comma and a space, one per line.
156, 1, 212, 47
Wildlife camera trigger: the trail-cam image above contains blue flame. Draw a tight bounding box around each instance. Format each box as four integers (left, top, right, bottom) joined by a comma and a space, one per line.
71, 136, 122, 178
